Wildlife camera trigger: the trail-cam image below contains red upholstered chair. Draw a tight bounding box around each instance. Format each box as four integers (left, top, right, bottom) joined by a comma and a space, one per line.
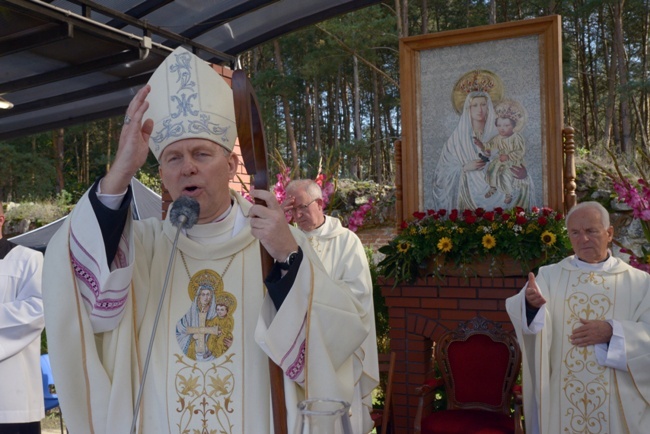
414, 316, 523, 434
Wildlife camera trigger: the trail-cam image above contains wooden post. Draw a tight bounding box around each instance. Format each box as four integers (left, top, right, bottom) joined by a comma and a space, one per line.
563, 126, 577, 212
395, 139, 403, 228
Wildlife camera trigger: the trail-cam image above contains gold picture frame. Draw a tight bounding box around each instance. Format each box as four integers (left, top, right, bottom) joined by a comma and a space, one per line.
398, 15, 563, 220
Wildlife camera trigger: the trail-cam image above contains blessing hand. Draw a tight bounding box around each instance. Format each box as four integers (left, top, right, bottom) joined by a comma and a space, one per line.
102, 85, 154, 194
525, 272, 546, 308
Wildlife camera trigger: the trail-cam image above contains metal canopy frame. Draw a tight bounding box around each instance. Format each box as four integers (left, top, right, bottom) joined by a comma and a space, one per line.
0, 0, 381, 140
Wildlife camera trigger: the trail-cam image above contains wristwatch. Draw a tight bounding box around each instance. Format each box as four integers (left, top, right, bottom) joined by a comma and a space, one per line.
278, 250, 299, 270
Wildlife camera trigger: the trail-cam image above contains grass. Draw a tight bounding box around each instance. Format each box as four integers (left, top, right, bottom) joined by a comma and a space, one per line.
41, 409, 66, 433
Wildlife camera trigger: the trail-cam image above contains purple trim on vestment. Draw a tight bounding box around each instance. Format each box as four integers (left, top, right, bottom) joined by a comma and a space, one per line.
79, 292, 127, 319
279, 314, 308, 381
286, 341, 306, 381
280, 315, 307, 366
70, 231, 128, 313
70, 228, 101, 270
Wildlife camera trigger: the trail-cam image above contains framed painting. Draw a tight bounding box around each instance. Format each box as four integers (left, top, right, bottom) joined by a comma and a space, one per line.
398, 15, 563, 220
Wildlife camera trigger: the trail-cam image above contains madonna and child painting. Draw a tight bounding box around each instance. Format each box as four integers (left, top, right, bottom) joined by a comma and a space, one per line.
430, 69, 535, 211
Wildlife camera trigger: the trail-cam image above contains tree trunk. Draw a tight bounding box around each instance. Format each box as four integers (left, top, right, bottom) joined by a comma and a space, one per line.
586, 15, 599, 145
106, 118, 113, 172
421, 0, 428, 34
304, 82, 314, 157
489, 0, 496, 25
341, 74, 350, 167
613, 0, 632, 153
334, 66, 342, 152
575, 14, 591, 149
602, 7, 616, 149
395, 0, 403, 37
372, 70, 383, 183
396, 0, 408, 38
352, 55, 362, 178
642, 0, 649, 140
53, 128, 65, 194
313, 78, 322, 158
31, 137, 37, 189
85, 129, 90, 185
274, 40, 299, 171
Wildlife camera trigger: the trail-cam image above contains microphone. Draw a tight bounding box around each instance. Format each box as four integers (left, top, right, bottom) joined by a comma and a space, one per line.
169, 195, 200, 229
131, 196, 200, 434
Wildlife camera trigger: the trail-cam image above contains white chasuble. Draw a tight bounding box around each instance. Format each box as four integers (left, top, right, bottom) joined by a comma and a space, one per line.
164, 245, 262, 433
302, 216, 379, 433
507, 257, 650, 434
43, 190, 373, 434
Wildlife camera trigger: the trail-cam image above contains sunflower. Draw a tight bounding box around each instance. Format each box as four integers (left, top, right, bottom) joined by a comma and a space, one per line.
437, 237, 453, 252
396, 241, 411, 253
541, 230, 556, 246
482, 234, 496, 249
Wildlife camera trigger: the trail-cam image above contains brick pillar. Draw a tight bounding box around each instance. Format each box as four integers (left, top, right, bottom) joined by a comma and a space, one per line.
380, 274, 526, 433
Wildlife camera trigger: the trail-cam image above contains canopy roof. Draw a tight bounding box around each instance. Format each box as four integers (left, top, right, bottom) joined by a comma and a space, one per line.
0, 0, 381, 140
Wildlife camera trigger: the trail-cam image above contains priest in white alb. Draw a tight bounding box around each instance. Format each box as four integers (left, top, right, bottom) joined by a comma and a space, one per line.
42, 47, 376, 434
284, 179, 380, 432
506, 201, 650, 434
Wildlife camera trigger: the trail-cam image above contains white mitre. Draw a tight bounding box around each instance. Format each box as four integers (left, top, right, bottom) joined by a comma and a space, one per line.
145, 46, 236, 160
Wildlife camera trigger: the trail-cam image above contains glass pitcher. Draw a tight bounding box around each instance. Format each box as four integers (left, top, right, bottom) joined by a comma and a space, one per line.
294, 398, 353, 434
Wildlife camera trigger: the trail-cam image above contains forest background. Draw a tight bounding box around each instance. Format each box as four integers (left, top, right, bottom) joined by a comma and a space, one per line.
1, 0, 649, 226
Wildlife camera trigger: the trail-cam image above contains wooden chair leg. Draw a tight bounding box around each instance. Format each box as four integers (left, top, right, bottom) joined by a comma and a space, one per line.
380, 352, 396, 434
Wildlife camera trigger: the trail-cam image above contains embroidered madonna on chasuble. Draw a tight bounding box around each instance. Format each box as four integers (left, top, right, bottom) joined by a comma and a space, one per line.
169, 249, 246, 434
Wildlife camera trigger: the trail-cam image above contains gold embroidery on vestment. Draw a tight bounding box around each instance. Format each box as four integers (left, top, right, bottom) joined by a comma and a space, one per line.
173, 253, 239, 434
174, 353, 236, 434
561, 271, 613, 433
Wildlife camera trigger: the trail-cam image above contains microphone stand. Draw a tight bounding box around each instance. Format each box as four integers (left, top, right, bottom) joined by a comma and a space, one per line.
129, 214, 188, 434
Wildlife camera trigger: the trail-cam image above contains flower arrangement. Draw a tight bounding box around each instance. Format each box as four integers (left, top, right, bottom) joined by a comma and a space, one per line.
591, 149, 650, 273
378, 206, 572, 284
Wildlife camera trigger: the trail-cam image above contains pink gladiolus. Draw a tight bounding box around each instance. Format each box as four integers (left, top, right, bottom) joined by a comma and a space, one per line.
348, 199, 374, 232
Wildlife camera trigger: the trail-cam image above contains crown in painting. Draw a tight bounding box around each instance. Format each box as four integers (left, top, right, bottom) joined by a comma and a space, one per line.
495, 100, 524, 123
459, 71, 495, 93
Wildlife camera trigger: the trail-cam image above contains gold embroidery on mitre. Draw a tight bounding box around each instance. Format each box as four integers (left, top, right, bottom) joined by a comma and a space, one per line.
561, 272, 613, 433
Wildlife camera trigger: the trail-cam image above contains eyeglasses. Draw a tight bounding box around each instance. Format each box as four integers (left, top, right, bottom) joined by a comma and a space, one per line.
291, 199, 317, 215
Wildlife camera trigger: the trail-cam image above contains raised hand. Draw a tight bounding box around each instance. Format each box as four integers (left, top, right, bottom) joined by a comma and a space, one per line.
101, 85, 154, 194
525, 272, 546, 308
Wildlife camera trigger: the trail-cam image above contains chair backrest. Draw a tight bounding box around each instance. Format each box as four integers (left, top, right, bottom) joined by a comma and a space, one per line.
41, 354, 60, 411
434, 316, 521, 414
